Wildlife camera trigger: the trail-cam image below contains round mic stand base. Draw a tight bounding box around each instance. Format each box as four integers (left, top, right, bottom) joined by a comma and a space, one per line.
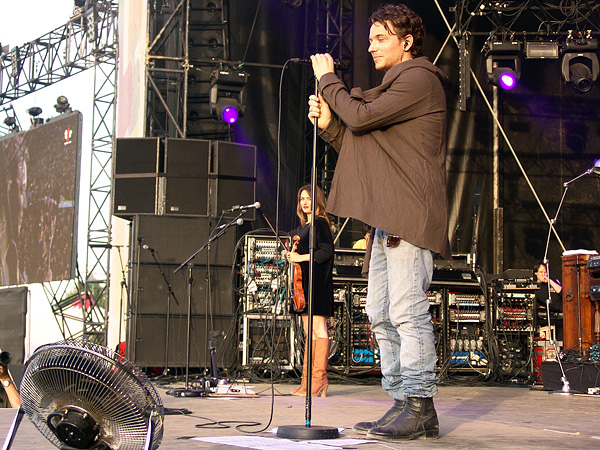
276, 425, 339, 440
550, 380, 573, 396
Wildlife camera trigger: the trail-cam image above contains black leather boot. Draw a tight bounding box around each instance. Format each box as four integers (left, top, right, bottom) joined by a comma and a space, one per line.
352, 399, 405, 434
366, 397, 439, 440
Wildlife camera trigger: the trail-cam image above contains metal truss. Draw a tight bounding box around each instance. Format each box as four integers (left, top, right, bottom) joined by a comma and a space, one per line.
83, 1, 119, 343
303, 0, 354, 196
453, 0, 600, 39
437, 0, 595, 273
0, 0, 118, 344
146, 0, 232, 140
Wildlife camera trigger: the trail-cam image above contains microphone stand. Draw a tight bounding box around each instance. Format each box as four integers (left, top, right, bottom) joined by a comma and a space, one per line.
169, 212, 244, 397
148, 248, 180, 379
470, 186, 481, 273
277, 80, 339, 440
114, 245, 128, 353
541, 181, 571, 395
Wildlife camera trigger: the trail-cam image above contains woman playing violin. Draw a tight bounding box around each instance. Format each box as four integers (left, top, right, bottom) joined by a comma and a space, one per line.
286, 184, 334, 397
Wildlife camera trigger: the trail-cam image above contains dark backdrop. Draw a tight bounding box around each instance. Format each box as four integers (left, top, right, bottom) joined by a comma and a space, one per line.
224, 1, 600, 275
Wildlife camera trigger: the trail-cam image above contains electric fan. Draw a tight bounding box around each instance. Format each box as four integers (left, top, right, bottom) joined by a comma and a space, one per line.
3, 339, 164, 450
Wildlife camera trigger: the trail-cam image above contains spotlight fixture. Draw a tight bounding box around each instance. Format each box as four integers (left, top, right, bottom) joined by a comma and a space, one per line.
2, 105, 20, 132
54, 96, 71, 113
561, 37, 598, 93
27, 107, 42, 117
485, 40, 522, 90
216, 98, 240, 124
3, 116, 19, 132
209, 67, 248, 124
525, 41, 559, 59
27, 106, 44, 127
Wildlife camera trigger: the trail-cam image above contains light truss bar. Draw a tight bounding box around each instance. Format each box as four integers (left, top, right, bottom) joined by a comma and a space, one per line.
0, 3, 114, 105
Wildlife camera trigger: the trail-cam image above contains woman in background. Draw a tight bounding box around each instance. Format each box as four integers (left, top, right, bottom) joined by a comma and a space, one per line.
286, 184, 334, 397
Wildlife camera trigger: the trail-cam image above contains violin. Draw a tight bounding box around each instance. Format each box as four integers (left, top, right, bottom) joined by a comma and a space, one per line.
291, 235, 306, 313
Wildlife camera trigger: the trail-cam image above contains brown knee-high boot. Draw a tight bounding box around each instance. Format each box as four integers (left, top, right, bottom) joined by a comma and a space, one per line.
291, 339, 315, 396
311, 337, 329, 397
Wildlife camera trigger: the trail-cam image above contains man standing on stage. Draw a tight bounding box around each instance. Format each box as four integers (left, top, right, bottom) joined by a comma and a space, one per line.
308, 3, 450, 441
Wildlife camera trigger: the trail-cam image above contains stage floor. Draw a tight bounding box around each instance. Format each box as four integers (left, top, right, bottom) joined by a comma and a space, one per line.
2, 380, 599, 449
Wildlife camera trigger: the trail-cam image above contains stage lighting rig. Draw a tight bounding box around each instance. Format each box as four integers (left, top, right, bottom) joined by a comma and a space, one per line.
209, 66, 248, 124
561, 34, 598, 94
485, 40, 522, 90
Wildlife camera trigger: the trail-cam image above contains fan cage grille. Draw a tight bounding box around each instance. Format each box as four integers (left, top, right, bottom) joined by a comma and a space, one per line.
20, 339, 164, 450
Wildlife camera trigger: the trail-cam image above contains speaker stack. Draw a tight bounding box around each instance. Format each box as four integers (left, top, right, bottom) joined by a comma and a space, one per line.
112, 138, 256, 219
113, 138, 257, 369
126, 215, 237, 368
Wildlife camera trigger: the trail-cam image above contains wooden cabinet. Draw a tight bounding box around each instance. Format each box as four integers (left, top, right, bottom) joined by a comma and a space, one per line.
561, 252, 600, 353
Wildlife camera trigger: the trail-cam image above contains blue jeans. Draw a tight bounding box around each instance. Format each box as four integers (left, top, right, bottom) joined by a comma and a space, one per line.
366, 229, 438, 400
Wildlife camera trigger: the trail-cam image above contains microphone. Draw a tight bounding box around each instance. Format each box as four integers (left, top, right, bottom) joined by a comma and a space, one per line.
592, 159, 600, 175
223, 201, 261, 213
215, 218, 244, 231
142, 244, 156, 253
290, 57, 348, 70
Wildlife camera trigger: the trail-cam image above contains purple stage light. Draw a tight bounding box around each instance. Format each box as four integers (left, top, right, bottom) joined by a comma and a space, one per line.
498, 71, 517, 90
221, 105, 239, 123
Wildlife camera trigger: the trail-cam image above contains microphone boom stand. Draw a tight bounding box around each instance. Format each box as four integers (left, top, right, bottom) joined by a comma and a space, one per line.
541, 179, 573, 394
148, 249, 180, 379
169, 213, 244, 397
277, 81, 339, 440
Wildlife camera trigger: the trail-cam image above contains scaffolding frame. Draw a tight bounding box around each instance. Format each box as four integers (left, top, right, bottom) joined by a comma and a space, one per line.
0, 0, 118, 344
145, 0, 233, 140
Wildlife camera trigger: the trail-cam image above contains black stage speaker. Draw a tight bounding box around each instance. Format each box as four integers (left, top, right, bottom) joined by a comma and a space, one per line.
541, 360, 600, 393
0, 287, 28, 364
130, 315, 236, 368
130, 215, 236, 266
113, 176, 159, 216
128, 264, 236, 368
114, 137, 162, 174
212, 141, 257, 220
133, 264, 235, 317
113, 137, 163, 218
163, 138, 210, 217
127, 215, 238, 368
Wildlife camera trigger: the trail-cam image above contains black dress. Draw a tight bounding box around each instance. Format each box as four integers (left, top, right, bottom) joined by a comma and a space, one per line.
535, 280, 563, 312
290, 216, 334, 317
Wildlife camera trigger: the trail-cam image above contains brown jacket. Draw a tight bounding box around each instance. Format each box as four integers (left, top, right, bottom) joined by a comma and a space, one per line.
318, 57, 451, 261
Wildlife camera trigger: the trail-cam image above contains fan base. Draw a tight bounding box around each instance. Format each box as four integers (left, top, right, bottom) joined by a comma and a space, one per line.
276, 425, 339, 440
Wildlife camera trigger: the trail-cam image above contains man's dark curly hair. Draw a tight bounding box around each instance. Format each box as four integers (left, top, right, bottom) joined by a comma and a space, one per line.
369, 3, 425, 58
